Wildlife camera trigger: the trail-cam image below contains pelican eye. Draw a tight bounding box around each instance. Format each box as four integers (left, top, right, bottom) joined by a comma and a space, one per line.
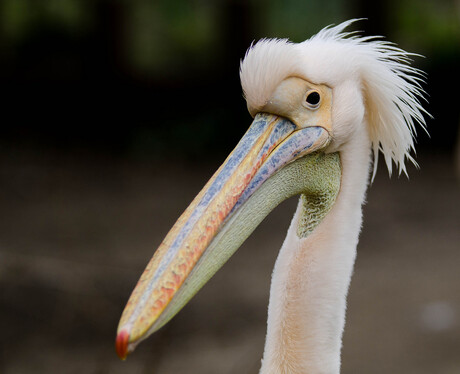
305, 91, 321, 109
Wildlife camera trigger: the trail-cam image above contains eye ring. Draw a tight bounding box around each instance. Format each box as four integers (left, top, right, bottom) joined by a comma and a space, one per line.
304, 90, 321, 109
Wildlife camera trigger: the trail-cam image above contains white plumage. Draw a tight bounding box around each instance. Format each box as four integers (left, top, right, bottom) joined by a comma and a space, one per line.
240, 20, 428, 179
239, 20, 429, 373
116, 20, 429, 374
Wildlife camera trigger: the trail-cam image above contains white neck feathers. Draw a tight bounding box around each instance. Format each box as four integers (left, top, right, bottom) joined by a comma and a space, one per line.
260, 128, 371, 374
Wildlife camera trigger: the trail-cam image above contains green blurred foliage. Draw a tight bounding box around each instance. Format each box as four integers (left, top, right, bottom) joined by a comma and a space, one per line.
2, 0, 459, 75
261, 0, 347, 41
394, 0, 460, 53
125, 1, 219, 75
1, 0, 90, 39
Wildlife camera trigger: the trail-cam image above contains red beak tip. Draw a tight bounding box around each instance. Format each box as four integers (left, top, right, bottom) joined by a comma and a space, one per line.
115, 329, 130, 360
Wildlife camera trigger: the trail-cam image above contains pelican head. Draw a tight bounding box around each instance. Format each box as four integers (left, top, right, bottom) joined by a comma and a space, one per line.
116, 19, 427, 363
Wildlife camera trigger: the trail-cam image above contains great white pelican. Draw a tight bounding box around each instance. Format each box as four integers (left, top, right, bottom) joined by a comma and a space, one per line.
116, 20, 428, 373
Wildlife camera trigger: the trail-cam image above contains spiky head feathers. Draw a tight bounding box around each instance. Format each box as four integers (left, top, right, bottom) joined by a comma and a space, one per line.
240, 20, 428, 178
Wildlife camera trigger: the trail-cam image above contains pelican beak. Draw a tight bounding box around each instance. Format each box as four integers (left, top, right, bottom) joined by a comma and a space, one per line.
116, 113, 337, 359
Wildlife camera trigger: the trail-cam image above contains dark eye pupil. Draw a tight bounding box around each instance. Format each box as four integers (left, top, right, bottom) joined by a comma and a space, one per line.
306, 91, 320, 105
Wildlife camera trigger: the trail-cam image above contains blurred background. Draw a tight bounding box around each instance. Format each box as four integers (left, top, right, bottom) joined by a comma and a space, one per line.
0, 0, 459, 373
